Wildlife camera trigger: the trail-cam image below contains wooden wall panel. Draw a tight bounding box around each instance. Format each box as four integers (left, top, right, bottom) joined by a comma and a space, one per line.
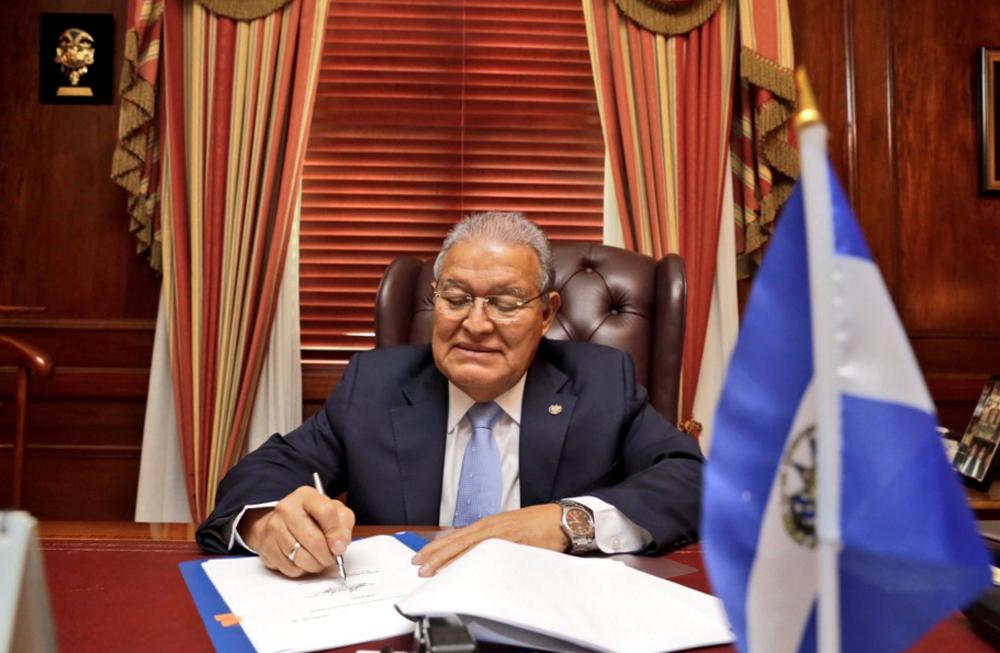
0, 448, 141, 520
789, 0, 850, 193
0, 1, 158, 520
891, 1, 1000, 333
0, 320, 156, 367
791, 0, 1000, 431
0, 325, 153, 518
847, 2, 898, 291
0, 1, 159, 318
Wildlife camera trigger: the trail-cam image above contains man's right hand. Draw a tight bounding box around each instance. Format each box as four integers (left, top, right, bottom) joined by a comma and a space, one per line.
238, 486, 355, 578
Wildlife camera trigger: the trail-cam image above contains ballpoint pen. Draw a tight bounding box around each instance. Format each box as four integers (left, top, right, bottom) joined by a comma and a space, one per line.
313, 471, 348, 580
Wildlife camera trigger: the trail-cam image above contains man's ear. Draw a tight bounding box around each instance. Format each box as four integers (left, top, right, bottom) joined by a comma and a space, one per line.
541, 291, 561, 333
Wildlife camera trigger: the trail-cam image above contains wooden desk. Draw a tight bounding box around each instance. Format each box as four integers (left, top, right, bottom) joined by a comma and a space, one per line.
38, 521, 994, 653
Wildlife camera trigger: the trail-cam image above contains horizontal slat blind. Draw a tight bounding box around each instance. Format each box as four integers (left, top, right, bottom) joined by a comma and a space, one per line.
300, 0, 605, 364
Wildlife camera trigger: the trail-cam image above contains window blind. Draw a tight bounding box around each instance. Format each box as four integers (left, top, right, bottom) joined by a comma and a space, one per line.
300, 0, 605, 365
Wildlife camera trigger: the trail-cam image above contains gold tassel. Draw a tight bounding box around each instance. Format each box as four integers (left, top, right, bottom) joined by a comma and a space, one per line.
739, 47, 795, 101
735, 46, 798, 279
762, 131, 799, 179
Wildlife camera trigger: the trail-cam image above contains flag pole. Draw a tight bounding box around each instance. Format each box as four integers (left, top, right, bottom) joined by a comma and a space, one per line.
794, 69, 842, 653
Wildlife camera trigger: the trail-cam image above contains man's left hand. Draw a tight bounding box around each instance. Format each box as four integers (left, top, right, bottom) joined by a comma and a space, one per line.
411, 503, 569, 577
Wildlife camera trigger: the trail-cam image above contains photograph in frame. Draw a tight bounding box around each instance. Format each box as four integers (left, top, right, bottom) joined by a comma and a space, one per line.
953, 375, 1000, 486
979, 48, 1000, 193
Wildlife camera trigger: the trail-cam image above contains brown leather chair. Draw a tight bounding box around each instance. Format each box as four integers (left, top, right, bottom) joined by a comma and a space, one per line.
374, 242, 686, 424
0, 334, 54, 508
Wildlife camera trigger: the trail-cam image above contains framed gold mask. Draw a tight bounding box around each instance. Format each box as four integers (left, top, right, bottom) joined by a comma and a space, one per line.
40, 13, 114, 104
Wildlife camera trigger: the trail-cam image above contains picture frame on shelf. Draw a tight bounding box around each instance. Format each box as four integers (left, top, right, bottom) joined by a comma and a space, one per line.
953, 375, 1000, 490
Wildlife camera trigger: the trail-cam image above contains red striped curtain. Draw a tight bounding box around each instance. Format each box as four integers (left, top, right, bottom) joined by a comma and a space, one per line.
583, 0, 738, 421
112, 0, 329, 520
583, 0, 794, 420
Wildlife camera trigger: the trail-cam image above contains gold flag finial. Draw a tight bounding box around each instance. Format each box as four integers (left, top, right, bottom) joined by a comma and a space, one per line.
794, 67, 823, 129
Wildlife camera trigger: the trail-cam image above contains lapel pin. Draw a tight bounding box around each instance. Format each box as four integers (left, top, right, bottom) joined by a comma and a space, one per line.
548, 404, 563, 415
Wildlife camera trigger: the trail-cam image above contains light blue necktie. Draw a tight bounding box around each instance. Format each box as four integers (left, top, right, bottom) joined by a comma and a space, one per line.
452, 402, 504, 527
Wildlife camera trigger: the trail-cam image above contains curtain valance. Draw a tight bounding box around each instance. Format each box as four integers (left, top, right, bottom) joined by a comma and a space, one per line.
196, 0, 294, 20
612, 0, 723, 35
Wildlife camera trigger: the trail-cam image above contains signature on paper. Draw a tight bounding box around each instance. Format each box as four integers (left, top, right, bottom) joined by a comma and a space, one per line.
319, 581, 375, 596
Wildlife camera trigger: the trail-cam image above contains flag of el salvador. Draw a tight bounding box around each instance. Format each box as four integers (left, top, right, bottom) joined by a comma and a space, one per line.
702, 160, 991, 653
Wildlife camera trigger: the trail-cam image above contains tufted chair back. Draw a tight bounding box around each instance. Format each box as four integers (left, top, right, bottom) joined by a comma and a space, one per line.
374, 242, 686, 424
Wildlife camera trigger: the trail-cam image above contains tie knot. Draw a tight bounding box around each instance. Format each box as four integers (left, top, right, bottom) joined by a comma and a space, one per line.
466, 401, 503, 430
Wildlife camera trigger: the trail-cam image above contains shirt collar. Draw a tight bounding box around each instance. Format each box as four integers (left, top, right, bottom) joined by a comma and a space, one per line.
447, 374, 526, 432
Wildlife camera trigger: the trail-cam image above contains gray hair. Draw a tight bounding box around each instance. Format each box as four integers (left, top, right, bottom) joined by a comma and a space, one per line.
432, 211, 555, 293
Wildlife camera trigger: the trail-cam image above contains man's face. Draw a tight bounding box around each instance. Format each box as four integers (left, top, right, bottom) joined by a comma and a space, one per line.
431, 238, 560, 402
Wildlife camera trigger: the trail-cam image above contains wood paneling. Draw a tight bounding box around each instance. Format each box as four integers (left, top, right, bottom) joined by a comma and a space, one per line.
891, 2, 1000, 332
0, 446, 141, 520
848, 2, 899, 290
0, 1, 160, 318
0, 319, 156, 367
791, 0, 1000, 429
0, 386, 148, 518
789, 0, 850, 190
0, 1, 159, 519
0, 330, 153, 517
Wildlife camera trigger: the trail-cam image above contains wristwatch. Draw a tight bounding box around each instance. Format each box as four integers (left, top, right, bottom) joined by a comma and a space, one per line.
557, 499, 597, 554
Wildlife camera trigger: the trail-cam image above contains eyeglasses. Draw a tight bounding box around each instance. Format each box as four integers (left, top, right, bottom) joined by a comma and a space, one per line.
432, 290, 546, 322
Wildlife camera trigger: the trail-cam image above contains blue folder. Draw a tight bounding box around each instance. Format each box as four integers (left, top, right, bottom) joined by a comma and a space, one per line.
179, 531, 429, 653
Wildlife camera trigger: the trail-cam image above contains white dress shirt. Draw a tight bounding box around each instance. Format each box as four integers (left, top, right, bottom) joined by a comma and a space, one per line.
441, 376, 651, 554
232, 375, 652, 554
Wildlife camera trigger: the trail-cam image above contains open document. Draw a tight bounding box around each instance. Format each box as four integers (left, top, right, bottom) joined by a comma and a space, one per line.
201, 535, 425, 653
197, 535, 732, 653
395, 539, 733, 653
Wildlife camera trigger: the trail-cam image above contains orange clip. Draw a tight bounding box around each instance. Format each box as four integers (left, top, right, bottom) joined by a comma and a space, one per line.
214, 613, 242, 628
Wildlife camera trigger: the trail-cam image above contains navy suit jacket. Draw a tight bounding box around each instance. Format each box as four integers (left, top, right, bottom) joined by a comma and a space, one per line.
196, 339, 703, 554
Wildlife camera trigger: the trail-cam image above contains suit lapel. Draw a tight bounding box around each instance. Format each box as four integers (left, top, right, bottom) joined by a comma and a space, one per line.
390, 363, 448, 524
519, 356, 576, 506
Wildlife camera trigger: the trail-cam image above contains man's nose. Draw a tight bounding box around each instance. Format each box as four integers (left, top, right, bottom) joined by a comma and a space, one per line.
461, 298, 495, 335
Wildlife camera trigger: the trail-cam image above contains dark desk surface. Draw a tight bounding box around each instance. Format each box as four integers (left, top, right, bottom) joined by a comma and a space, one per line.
38, 521, 995, 653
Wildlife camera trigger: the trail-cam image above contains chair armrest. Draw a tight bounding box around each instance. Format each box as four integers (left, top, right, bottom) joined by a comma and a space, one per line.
0, 334, 54, 378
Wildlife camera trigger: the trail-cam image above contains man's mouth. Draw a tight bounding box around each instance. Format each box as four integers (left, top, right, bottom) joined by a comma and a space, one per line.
454, 344, 500, 355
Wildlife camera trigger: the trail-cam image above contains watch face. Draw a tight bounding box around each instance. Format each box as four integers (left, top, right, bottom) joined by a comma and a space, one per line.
565, 506, 593, 536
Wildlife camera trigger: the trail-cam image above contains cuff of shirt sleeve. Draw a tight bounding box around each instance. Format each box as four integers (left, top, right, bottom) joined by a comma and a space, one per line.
569, 495, 653, 554
230, 501, 279, 553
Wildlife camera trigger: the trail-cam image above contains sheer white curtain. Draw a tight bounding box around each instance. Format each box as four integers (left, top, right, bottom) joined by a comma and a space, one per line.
602, 152, 625, 248
135, 209, 303, 522
691, 171, 739, 454
600, 156, 738, 453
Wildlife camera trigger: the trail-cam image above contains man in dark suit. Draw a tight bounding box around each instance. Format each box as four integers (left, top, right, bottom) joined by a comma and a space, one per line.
197, 211, 702, 579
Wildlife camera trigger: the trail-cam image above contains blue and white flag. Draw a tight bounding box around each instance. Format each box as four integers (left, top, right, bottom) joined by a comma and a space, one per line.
702, 159, 991, 653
